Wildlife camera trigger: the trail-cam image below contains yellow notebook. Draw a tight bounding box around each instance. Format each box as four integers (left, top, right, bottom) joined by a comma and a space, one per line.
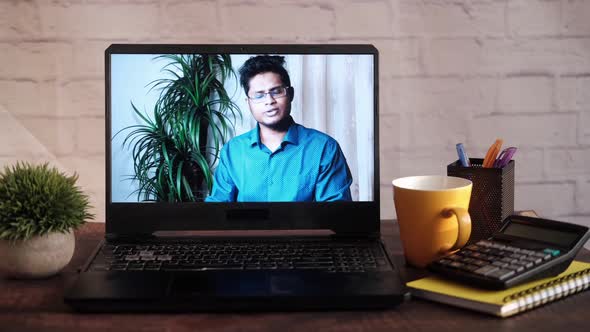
407, 261, 590, 317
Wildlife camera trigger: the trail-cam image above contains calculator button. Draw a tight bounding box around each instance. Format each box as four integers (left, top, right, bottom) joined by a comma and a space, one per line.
518, 260, 534, 269
500, 257, 517, 264
486, 268, 515, 280
461, 257, 475, 264
461, 264, 480, 272
492, 261, 509, 268
448, 261, 465, 269
525, 256, 543, 265
487, 248, 504, 257
466, 245, 480, 251
479, 248, 493, 254
469, 252, 485, 259
448, 254, 462, 261
437, 259, 453, 266
474, 265, 499, 276
509, 253, 525, 260
503, 246, 521, 253
507, 264, 525, 273
543, 248, 561, 257
478, 254, 495, 262
531, 252, 551, 260
471, 259, 488, 267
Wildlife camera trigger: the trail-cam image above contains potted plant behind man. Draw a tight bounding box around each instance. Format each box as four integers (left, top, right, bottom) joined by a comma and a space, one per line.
120, 54, 241, 202
0, 162, 94, 278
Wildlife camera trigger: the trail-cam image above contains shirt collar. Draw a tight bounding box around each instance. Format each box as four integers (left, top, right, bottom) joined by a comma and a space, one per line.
248, 117, 299, 147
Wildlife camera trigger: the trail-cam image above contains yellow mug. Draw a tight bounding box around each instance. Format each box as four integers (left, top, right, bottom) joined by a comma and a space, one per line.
392, 175, 472, 268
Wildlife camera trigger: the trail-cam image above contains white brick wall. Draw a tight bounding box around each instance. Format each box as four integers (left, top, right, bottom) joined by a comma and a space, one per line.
0, 0, 588, 229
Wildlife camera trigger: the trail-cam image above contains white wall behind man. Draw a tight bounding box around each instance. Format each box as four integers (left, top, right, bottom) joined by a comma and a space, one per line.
0, 0, 589, 228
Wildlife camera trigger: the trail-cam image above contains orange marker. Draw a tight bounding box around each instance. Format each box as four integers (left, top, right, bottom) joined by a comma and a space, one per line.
482, 139, 503, 168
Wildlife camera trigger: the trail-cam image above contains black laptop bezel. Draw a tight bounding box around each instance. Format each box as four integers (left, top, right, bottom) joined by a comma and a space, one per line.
105, 44, 380, 237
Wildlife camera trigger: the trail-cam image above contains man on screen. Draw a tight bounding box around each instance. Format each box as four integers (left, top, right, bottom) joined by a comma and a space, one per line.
205, 55, 352, 202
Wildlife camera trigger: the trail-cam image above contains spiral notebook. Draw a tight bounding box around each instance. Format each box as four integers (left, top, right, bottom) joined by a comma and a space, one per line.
407, 260, 590, 317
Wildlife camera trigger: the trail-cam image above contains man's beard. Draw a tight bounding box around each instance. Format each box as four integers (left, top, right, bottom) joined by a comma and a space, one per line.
264, 107, 294, 132
264, 112, 293, 132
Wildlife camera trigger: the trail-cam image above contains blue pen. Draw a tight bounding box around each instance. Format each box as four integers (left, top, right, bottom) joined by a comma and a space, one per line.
456, 143, 471, 167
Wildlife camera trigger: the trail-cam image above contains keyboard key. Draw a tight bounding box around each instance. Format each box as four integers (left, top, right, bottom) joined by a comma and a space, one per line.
489, 243, 506, 250
476, 240, 493, 247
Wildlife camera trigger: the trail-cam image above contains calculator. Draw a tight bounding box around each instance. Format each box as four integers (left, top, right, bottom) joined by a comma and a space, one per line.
428, 215, 590, 289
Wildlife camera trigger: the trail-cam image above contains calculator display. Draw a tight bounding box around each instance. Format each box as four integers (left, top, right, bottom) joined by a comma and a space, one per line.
502, 223, 579, 247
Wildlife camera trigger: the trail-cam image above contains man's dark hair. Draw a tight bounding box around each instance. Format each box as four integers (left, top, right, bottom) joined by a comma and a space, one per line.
238, 55, 291, 96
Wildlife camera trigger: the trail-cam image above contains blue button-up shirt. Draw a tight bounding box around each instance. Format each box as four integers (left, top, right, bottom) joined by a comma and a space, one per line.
205, 121, 352, 202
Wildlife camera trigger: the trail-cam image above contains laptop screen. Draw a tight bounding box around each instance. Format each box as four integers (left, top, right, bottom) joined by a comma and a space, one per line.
110, 51, 375, 204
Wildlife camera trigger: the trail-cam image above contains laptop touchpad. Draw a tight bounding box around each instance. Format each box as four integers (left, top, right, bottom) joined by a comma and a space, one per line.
170, 271, 270, 296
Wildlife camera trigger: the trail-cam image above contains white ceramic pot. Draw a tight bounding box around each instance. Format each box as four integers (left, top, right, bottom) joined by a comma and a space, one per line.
0, 230, 75, 279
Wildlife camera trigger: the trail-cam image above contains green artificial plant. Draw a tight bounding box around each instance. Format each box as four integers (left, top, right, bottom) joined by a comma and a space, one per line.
0, 162, 94, 241
120, 54, 241, 202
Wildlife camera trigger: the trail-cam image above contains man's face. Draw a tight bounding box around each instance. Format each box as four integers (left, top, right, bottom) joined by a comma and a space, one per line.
246, 72, 291, 130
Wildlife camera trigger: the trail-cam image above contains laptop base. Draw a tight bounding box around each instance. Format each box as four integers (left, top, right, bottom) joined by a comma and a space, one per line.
65, 270, 407, 312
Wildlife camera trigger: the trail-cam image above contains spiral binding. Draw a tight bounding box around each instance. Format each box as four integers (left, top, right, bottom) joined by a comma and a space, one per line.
501, 268, 590, 314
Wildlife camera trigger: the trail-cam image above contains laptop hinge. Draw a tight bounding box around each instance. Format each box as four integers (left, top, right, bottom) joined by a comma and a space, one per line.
105, 233, 156, 242
331, 233, 380, 240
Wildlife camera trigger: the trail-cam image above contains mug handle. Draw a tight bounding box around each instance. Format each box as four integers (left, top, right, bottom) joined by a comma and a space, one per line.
441, 207, 472, 251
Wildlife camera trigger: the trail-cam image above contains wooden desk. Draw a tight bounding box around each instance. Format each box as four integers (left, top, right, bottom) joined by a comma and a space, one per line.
1, 221, 589, 332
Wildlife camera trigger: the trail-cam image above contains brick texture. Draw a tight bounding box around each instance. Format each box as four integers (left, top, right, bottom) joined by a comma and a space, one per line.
557, 75, 590, 111
0, 1, 40, 39
396, 0, 505, 37
470, 114, 577, 148
546, 148, 590, 176
516, 182, 576, 217
0, 0, 588, 224
334, 1, 393, 38
577, 180, 590, 214
0, 43, 73, 80
507, 0, 561, 37
563, 0, 590, 36
222, 4, 334, 41
38, 3, 161, 40
498, 76, 553, 113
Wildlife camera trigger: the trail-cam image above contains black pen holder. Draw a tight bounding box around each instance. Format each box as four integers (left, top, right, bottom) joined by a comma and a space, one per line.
447, 158, 515, 245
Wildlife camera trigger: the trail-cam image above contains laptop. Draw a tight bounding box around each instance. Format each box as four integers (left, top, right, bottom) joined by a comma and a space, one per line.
64, 44, 407, 312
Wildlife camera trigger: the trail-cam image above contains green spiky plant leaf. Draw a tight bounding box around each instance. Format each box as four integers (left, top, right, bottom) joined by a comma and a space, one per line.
0, 162, 94, 242
118, 54, 241, 202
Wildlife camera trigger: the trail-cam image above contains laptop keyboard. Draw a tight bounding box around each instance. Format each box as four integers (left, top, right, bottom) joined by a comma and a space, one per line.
89, 240, 392, 273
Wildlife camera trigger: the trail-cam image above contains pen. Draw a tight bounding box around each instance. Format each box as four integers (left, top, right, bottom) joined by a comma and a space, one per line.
483, 139, 503, 168
494, 147, 517, 168
456, 143, 471, 167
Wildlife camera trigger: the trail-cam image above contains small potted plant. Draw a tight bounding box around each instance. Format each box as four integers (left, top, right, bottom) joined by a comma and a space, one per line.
0, 162, 94, 278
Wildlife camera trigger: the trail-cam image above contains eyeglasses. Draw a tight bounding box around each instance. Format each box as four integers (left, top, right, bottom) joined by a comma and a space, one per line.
247, 86, 289, 104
